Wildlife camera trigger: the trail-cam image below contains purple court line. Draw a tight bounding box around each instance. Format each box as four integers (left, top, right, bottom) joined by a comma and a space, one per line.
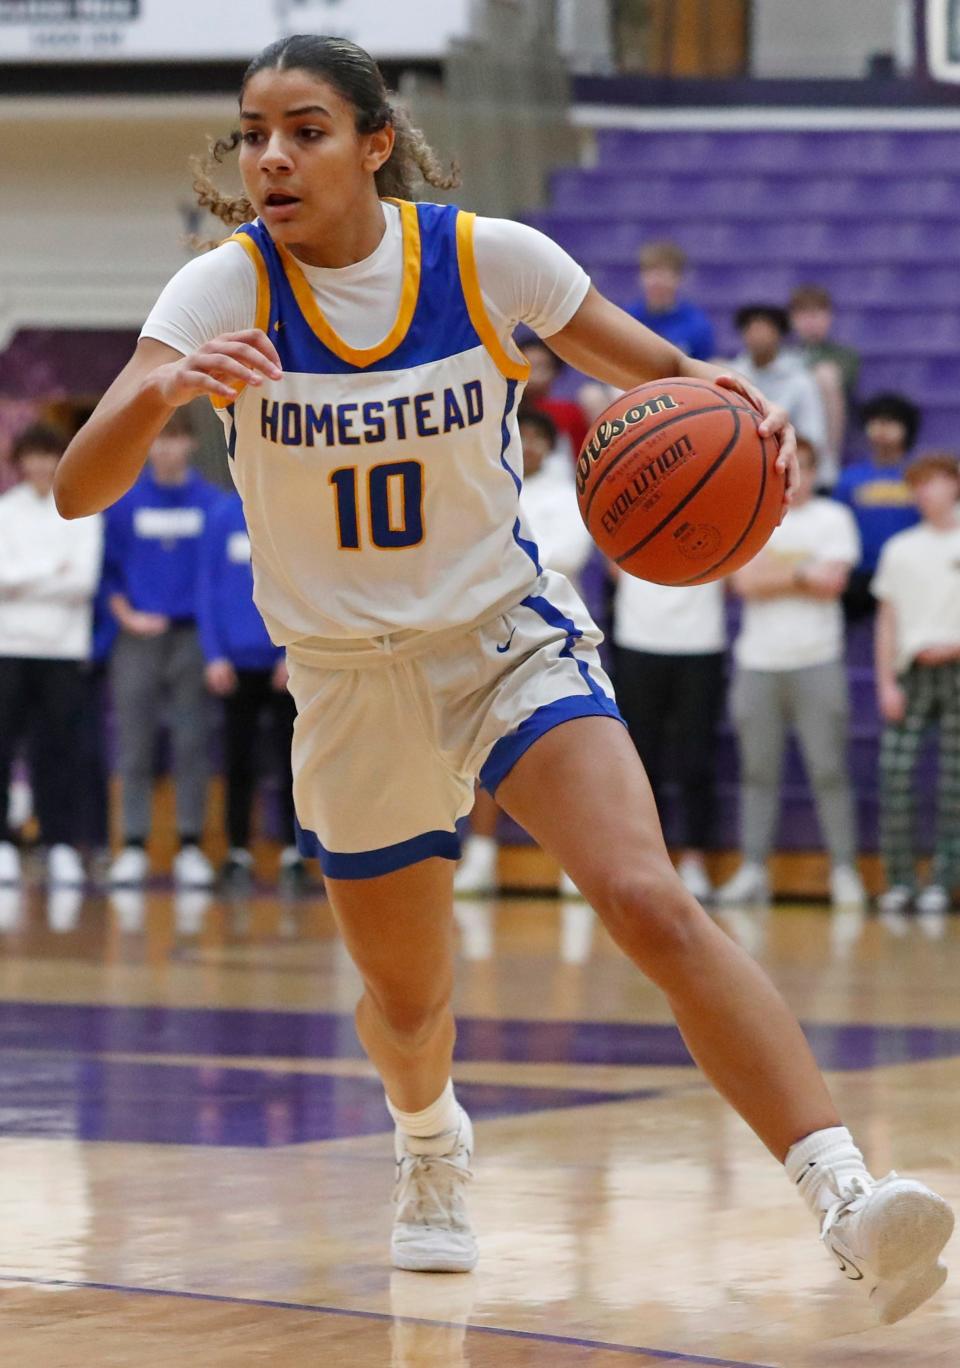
0, 1274, 776, 1367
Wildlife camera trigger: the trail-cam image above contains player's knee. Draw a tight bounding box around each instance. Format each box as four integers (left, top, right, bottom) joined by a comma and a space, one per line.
595, 865, 706, 967
366, 989, 451, 1051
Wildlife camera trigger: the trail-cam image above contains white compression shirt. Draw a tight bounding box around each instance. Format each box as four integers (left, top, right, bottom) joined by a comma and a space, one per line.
141, 200, 589, 358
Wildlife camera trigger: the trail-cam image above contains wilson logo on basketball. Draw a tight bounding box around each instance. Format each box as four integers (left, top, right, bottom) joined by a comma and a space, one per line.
598, 433, 695, 536
576, 393, 679, 496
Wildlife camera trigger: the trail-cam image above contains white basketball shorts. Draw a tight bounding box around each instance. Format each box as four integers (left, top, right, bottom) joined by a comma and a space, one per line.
286, 570, 623, 878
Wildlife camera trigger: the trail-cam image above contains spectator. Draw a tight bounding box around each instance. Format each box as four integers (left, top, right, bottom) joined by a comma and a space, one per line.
627, 240, 716, 362
0, 424, 102, 886
517, 337, 590, 462
455, 408, 594, 895
789, 283, 860, 466
872, 453, 960, 915
720, 438, 865, 909
197, 489, 304, 891
580, 240, 718, 428
834, 392, 921, 619
74, 578, 116, 871
103, 410, 221, 888
732, 304, 831, 482
610, 576, 726, 901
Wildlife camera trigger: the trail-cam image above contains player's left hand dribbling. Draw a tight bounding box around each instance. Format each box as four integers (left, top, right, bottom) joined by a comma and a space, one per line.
713, 374, 797, 523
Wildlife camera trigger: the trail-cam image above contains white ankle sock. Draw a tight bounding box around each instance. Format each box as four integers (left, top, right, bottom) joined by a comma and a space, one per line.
785, 1125, 872, 1220
387, 1079, 461, 1153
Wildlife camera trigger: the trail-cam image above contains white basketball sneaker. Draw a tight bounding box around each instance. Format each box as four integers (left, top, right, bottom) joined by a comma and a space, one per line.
391, 1108, 478, 1273
820, 1172, 954, 1324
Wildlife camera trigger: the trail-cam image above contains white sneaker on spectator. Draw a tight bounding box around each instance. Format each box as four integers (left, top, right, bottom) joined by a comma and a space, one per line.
47, 844, 85, 887
829, 864, 867, 909
0, 842, 21, 886
557, 870, 583, 899
716, 862, 770, 906
876, 884, 912, 916
916, 884, 950, 916
108, 846, 149, 887
453, 836, 497, 895
173, 844, 215, 889
677, 854, 712, 902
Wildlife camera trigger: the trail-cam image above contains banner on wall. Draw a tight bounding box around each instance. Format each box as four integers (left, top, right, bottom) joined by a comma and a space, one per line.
927, 0, 960, 80
0, 0, 472, 61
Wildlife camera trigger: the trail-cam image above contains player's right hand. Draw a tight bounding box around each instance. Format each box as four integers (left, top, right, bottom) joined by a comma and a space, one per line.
125, 611, 170, 638
205, 659, 239, 696
878, 680, 907, 723
151, 329, 283, 405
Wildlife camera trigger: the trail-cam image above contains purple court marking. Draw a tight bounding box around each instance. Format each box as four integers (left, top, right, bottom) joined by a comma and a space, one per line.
0, 1274, 776, 1367
0, 1055, 666, 1146
0, 1001, 957, 1071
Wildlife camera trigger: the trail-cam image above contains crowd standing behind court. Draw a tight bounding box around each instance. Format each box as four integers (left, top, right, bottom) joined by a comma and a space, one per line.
1, 238, 958, 914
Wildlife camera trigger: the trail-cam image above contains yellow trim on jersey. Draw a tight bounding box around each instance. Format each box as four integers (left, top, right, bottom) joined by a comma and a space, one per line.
455, 211, 531, 382
209, 231, 272, 409
275, 198, 422, 368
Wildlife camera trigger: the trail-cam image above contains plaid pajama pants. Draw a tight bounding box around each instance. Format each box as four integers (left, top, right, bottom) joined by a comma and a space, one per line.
878, 660, 960, 890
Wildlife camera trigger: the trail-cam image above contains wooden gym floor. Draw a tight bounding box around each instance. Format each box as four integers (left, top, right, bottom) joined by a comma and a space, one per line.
0, 873, 956, 1366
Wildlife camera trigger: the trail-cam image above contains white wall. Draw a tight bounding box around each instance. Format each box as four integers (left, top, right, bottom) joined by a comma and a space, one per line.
0, 97, 237, 348
752, 0, 914, 78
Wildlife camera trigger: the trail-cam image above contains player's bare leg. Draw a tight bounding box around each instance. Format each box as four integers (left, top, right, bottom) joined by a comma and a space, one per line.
325, 858, 457, 1113
496, 715, 953, 1320
498, 716, 836, 1156
325, 859, 476, 1271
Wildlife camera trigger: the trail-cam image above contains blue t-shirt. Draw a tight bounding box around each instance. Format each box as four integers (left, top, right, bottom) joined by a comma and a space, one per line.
196, 491, 281, 671
625, 298, 716, 362
101, 468, 221, 620
833, 458, 919, 573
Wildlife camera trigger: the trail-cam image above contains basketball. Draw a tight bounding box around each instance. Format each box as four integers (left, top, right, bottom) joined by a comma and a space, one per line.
575, 378, 785, 585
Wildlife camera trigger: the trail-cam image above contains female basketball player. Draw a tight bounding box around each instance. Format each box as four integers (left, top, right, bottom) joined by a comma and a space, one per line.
55, 35, 951, 1322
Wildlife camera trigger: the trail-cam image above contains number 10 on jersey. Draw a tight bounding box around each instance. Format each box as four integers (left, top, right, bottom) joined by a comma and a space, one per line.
329, 460, 424, 550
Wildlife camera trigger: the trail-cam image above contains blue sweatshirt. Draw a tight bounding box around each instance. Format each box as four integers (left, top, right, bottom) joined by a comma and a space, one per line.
625, 297, 716, 362
102, 469, 221, 620
833, 458, 920, 574
197, 491, 281, 670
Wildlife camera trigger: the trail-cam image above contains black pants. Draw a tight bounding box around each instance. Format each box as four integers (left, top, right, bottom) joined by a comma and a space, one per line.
75, 661, 110, 848
613, 647, 726, 849
0, 656, 85, 846
223, 669, 297, 849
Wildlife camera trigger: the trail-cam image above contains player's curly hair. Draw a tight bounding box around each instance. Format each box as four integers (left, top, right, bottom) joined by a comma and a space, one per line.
191, 34, 459, 232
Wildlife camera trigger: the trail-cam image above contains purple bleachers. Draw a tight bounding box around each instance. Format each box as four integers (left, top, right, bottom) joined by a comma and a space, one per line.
534, 126, 955, 860
595, 128, 960, 174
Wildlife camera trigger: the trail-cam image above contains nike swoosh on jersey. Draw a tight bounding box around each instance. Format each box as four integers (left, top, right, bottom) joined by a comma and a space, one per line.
496, 626, 517, 654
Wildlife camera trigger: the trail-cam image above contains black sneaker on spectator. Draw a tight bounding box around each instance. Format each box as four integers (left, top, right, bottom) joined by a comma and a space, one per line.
220, 848, 254, 894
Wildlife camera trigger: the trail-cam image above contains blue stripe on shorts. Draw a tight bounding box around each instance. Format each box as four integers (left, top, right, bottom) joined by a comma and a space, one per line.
296, 824, 462, 879
478, 594, 624, 796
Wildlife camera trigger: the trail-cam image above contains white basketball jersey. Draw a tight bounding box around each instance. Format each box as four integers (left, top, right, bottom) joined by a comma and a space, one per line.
215, 200, 541, 644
